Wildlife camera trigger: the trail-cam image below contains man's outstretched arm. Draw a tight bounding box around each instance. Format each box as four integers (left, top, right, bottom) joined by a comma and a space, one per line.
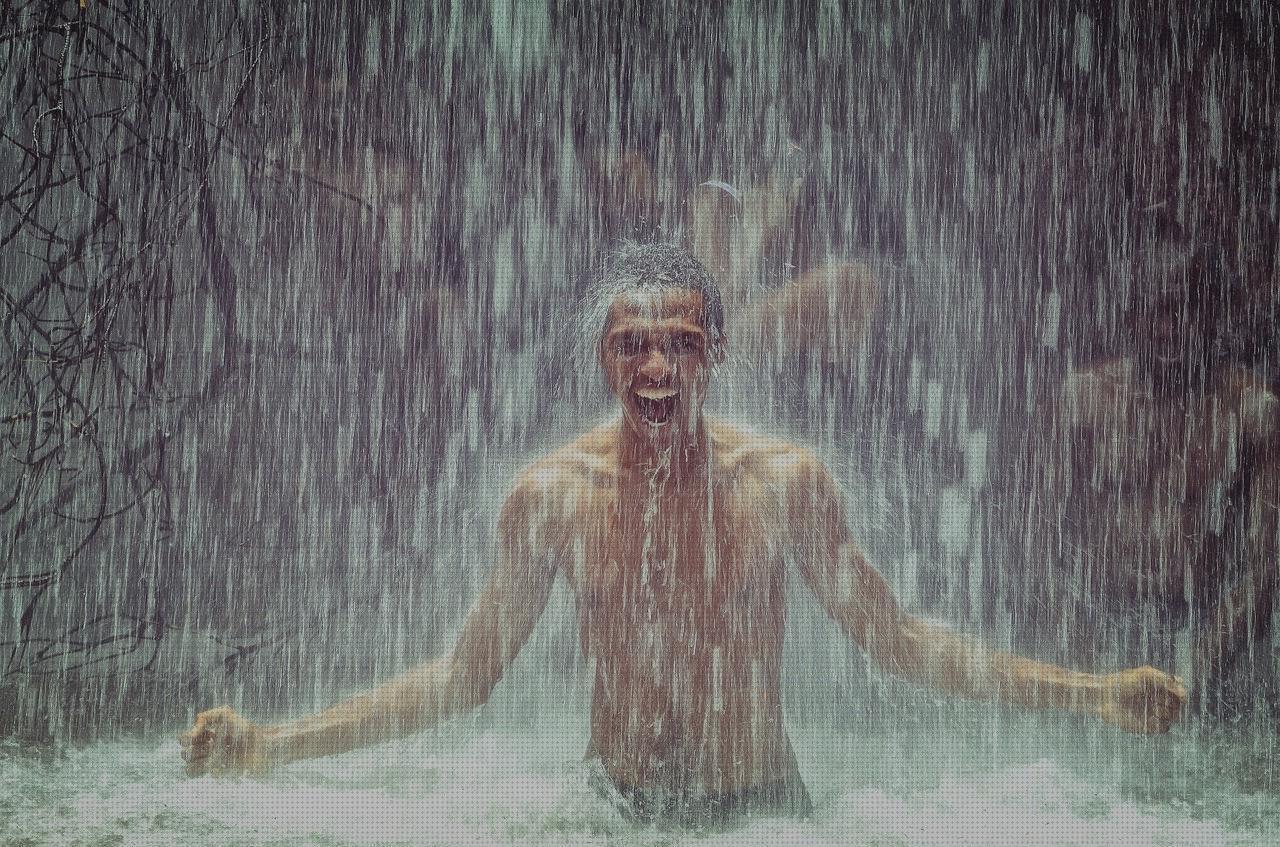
785, 450, 1186, 734
180, 472, 564, 775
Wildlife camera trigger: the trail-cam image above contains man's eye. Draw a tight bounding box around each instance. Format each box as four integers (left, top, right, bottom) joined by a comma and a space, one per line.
615, 336, 642, 356
672, 334, 702, 355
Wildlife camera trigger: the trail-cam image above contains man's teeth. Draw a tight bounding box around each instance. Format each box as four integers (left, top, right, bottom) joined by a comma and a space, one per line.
635, 387, 678, 400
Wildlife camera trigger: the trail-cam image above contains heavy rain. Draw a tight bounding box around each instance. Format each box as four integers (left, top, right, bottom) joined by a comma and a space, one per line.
2, 1, 1278, 844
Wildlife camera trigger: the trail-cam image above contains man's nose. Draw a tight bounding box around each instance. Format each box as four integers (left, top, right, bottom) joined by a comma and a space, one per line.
639, 348, 673, 380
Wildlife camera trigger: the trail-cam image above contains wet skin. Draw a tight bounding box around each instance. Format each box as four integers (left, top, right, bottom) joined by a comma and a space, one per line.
182, 289, 1187, 796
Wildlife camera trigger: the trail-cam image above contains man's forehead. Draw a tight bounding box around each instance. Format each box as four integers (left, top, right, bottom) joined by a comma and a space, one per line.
605, 288, 706, 327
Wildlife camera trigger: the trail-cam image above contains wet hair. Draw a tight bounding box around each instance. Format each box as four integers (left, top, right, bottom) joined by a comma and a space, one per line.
594, 242, 726, 349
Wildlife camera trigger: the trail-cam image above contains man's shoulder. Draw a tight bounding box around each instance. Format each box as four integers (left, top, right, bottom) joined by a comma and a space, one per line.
511, 423, 616, 496
708, 419, 824, 480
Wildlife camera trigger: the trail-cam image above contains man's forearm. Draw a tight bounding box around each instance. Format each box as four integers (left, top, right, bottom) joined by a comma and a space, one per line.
269, 659, 450, 765
890, 619, 1106, 716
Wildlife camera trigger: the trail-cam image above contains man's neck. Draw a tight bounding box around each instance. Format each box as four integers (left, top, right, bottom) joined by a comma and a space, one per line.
617, 417, 711, 487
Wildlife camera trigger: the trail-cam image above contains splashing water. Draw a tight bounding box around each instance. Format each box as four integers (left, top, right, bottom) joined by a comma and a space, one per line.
4, 715, 1278, 846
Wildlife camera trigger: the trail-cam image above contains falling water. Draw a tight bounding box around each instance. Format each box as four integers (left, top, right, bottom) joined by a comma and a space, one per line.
2, 1, 1278, 844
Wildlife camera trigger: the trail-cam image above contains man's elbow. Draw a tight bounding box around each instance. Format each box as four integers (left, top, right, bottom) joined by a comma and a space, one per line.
445, 677, 500, 716
438, 654, 505, 719
852, 614, 925, 678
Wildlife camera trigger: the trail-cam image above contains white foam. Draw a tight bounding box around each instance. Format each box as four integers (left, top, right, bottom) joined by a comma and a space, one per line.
3, 724, 1276, 847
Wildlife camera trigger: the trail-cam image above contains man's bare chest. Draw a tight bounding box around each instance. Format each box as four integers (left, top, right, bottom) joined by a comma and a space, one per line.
564, 484, 788, 649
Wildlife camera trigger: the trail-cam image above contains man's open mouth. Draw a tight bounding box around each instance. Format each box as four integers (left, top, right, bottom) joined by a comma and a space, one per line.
634, 386, 678, 425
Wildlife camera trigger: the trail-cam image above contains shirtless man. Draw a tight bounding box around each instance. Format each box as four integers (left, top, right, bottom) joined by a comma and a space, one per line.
1020, 245, 1278, 713
181, 244, 1186, 825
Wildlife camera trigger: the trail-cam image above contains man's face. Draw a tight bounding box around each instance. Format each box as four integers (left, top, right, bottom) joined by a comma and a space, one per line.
599, 288, 718, 443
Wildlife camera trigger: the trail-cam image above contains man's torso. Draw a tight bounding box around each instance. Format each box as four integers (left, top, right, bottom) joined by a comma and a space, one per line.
534, 419, 807, 797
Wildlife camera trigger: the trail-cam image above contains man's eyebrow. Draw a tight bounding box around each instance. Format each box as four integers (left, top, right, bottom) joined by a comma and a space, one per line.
661, 320, 706, 336
606, 320, 705, 339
